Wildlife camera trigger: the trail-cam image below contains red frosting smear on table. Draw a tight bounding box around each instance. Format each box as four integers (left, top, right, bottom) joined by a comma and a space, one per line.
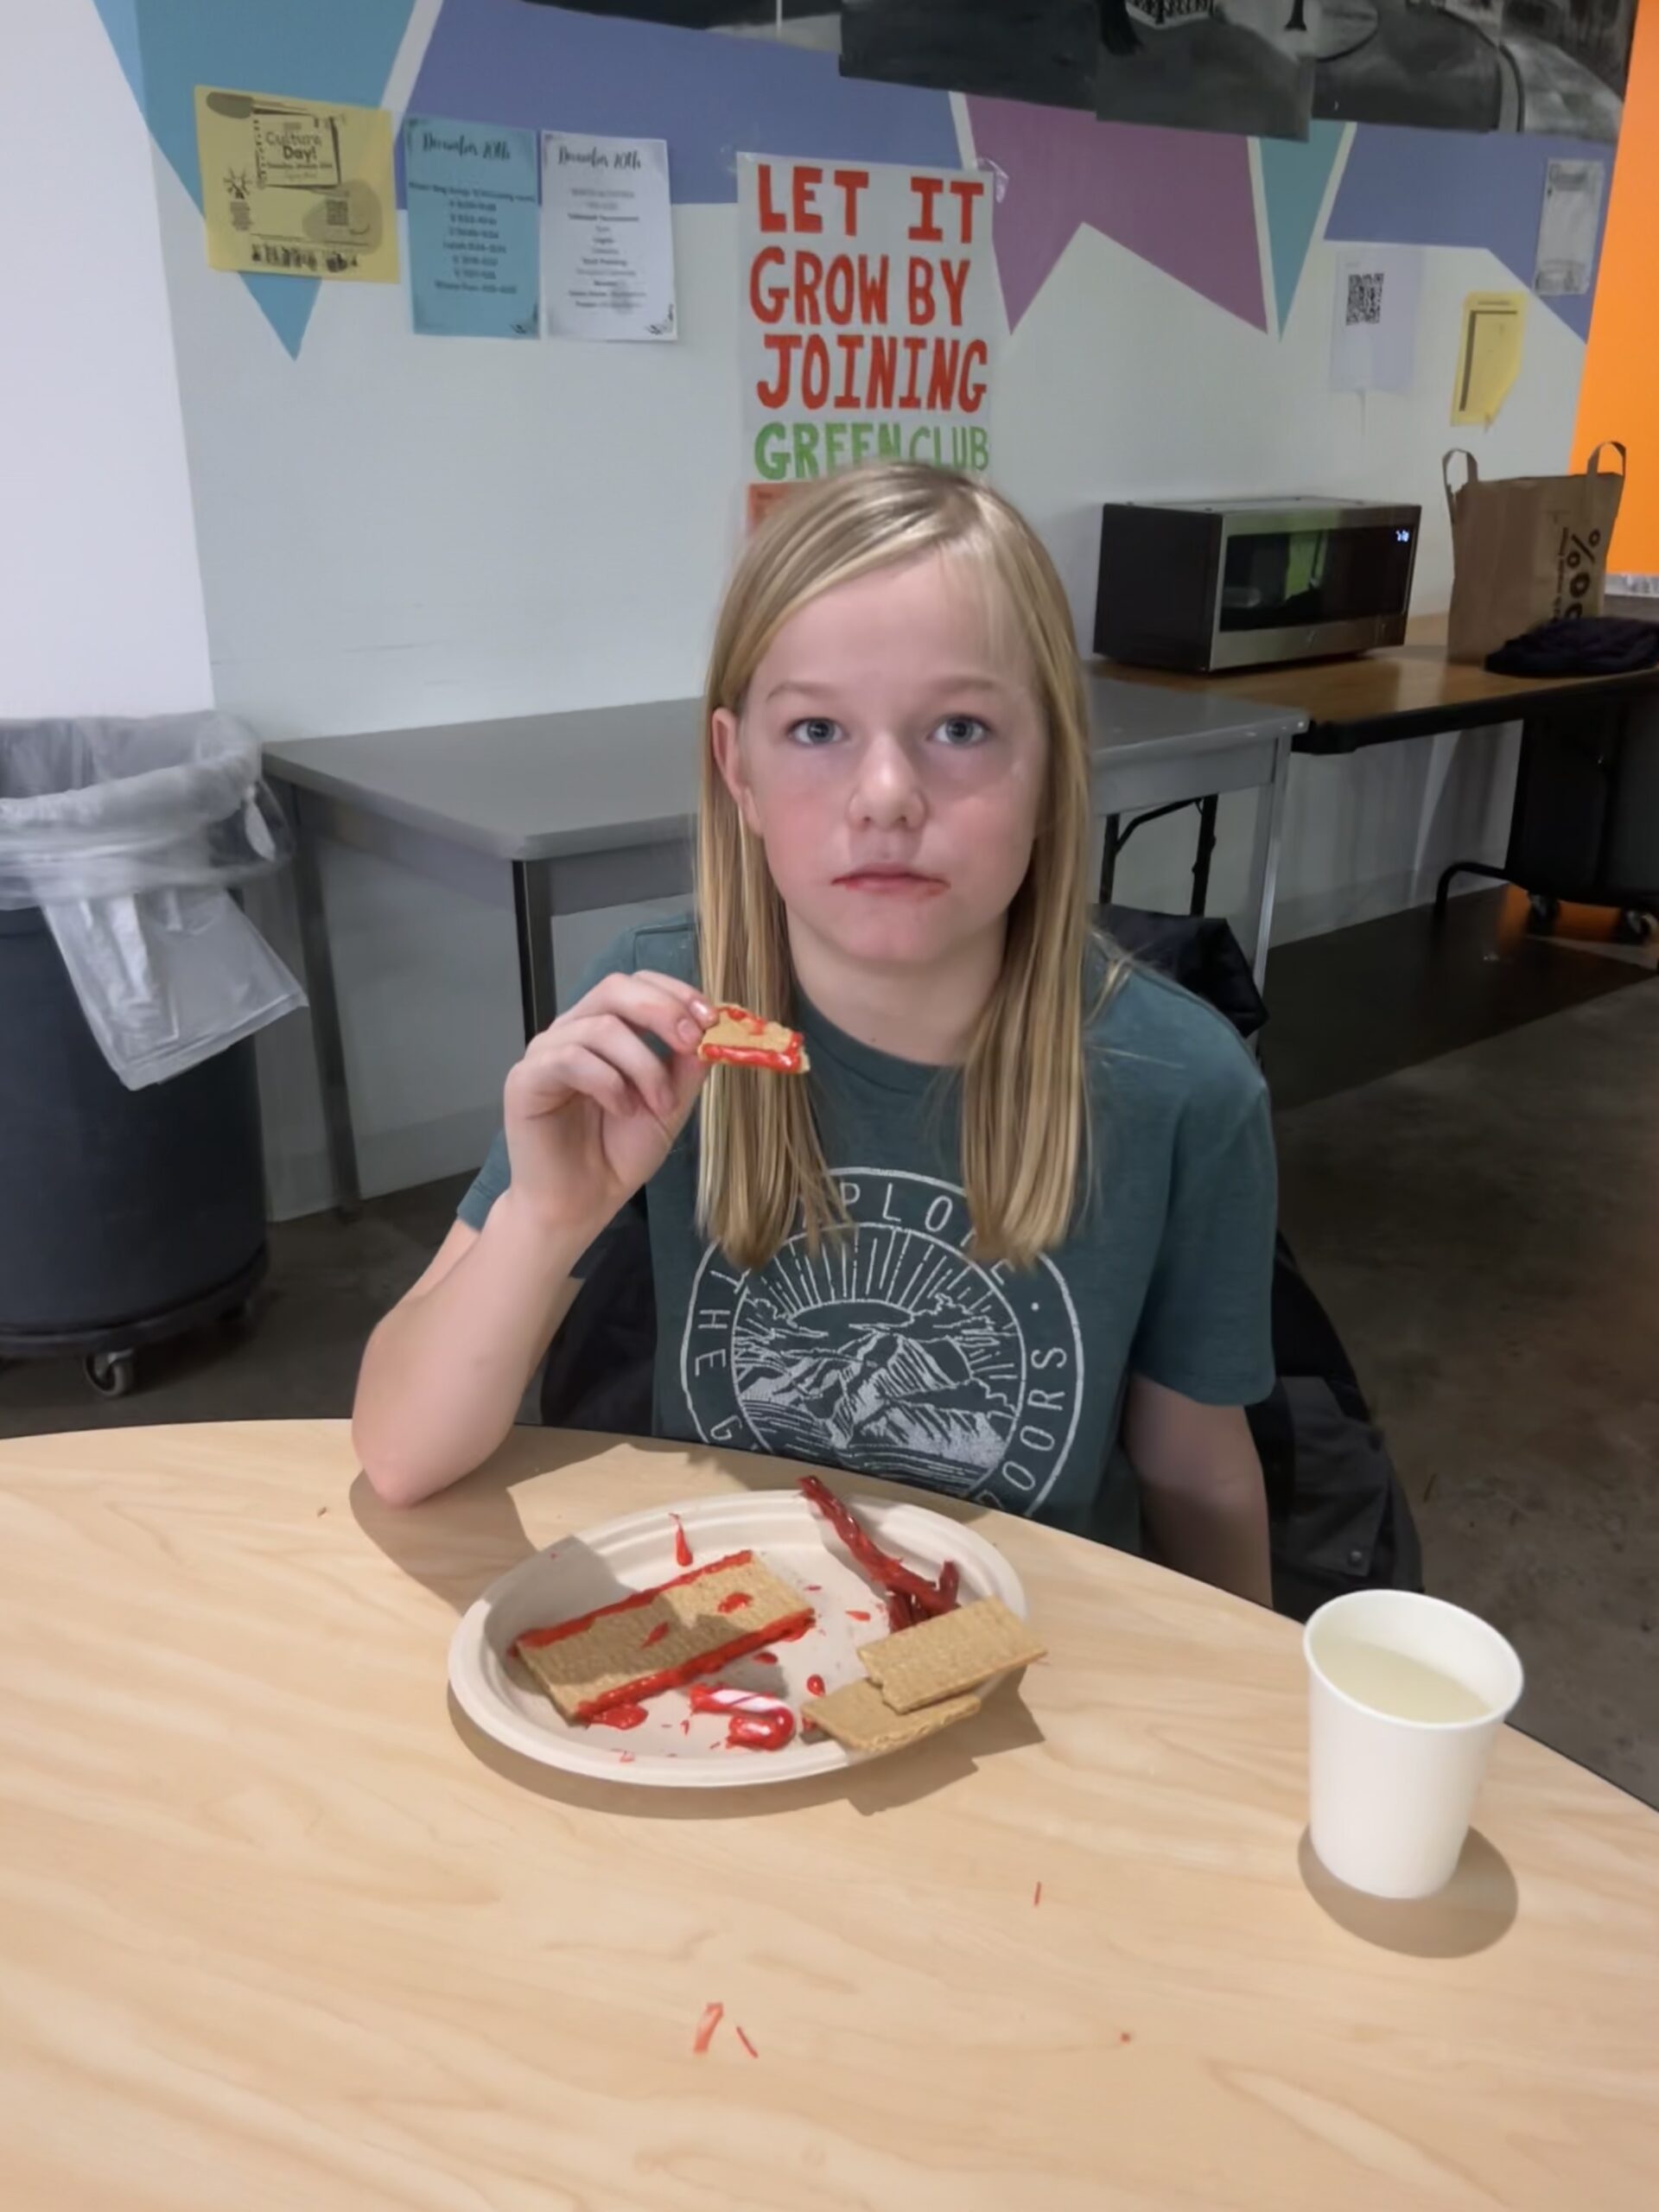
846, 1609, 872, 1623
806, 1674, 826, 1697
1033, 1881, 1043, 1907
755, 1651, 779, 1664
734, 2025, 760, 2058
799, 1475, 960, 1618
594, 1703, 649, 1731
671, 1515, 693, 1569
640, 1622, 670, 1647
717, 1591, 753, 1613
692, 2001, 724, 2054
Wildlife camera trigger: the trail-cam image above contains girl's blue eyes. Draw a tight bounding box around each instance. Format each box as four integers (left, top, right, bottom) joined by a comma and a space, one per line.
785, 715, 992, 749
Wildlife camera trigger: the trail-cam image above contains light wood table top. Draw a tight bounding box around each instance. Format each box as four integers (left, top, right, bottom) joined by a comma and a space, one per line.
3, 1421, 1657, 2211
1103, 611, 1659, 753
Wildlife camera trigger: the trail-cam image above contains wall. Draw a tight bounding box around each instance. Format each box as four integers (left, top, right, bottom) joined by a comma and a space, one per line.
0, 2, 211, 719
1573, 0, 1659, 576
79, 2, 1618, 1211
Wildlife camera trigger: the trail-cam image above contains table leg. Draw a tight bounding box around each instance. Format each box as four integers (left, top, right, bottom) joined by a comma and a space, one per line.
1189, 793, 1219, 916
1098, 814, 1121, 905
1240, 735, 1291, 993
512, 859, 557, 1044
278, 780, 361, 1219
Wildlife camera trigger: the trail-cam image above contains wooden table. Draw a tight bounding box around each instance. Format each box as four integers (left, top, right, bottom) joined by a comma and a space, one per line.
1105, 610, 1659, 754
3, 1422, 1657, 2211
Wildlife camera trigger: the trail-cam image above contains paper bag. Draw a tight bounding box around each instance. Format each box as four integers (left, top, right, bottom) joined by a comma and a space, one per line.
1443, 442, 1625, 663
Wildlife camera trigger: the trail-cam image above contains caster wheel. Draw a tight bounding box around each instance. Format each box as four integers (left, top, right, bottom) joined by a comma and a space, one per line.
1613, 909, 1656, 944
1525, 894, 1560, 934
85, 1350, 137, 1400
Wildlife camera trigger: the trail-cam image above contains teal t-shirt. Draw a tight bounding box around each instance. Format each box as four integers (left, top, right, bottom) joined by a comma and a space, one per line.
458, 915, 1276, 1554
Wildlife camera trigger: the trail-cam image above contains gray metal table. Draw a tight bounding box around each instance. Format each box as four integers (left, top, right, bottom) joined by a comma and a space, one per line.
264, 678, 1304, 1210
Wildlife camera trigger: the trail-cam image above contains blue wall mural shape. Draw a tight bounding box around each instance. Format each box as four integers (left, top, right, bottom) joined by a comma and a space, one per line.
1327, 125, 1611, 343
91, 0, 1609, 358
94, 0, 418, 356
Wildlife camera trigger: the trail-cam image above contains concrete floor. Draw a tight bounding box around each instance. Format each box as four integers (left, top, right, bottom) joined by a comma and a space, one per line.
4, 894, 1656, 1804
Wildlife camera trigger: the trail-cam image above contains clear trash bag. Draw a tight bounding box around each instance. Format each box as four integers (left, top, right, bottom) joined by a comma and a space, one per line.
0, 713, 305, 1090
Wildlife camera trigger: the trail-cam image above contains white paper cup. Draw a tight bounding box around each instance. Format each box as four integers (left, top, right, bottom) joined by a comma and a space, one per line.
1304, 1590, 1523, 1900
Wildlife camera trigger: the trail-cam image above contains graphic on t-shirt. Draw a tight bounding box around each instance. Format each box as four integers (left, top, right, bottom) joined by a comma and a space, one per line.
680, 1168, 1084, 1515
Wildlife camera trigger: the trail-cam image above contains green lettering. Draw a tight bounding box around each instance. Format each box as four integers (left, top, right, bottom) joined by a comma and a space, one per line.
824, 422, 849, 471
791, 422, 822, 477
753, 423, 788, 481
851, 422, 874, 462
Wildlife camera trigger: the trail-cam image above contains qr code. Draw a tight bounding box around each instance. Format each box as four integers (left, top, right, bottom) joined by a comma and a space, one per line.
1345, 272, 1383, 326
322, 196, 351, 228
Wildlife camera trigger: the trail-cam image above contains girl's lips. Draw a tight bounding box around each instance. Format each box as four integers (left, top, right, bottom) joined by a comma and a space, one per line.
833, 870, 947, 898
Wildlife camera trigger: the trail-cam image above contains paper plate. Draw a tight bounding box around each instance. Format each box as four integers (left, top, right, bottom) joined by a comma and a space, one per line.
448, 1485, 1026, 1790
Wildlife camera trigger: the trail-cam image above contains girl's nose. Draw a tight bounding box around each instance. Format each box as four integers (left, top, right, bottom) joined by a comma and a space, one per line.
849, 731, 926, 830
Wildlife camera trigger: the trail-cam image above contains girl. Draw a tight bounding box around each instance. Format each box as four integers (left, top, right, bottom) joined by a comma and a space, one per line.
355, 465, 1276, 1602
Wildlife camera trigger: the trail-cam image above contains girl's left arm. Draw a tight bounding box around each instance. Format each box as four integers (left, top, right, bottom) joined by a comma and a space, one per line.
1123, 1374, 1272, 1607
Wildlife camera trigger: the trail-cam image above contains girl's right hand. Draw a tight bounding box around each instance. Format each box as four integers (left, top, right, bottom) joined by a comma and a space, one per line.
501, 970, 713, 1236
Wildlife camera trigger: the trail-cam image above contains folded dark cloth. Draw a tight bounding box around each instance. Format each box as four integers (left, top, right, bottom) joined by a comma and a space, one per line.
1486, 615, 1659, 677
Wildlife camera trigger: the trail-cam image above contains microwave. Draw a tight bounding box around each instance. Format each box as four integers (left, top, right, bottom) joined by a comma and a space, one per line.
1094, 496, 1421, 672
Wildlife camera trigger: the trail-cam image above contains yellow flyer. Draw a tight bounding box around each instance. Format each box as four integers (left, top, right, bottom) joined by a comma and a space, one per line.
194, 86, 398, 283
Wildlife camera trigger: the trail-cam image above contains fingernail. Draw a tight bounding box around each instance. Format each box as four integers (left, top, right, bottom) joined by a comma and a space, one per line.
691, 999, 714, 1025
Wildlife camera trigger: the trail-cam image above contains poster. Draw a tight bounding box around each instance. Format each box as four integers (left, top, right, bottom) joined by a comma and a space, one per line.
1314, 0, 1631, 141
842, 0, 1096, 111
1451, 291, 1528, 429
1329, 245, 1423, 395
1534, 158, 1606, 299
1096, 1, 1311, 143
404, 116, 540, 338
542, 1, 841, 41
541, 132, 677, 340
194, 87, 398, 282
738, 155, 996, 489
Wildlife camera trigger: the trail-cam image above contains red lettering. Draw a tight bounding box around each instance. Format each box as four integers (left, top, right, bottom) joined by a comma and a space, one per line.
801, 334, 831, 410
823, 253, 855, 325
947, 176, 985, 245
757, 162, 787, 234
907, 257, 936, 326
792, 164, 823, 233
755, 333, 800, 409
835, 332, 865, 408
925, 340, 962, 411
857, 255, 890, 321
938, 257, 969, 327
899, 334, 926, 410
794, 249, 823, 326
907, 175, 944, 242
832, 166, 870, 235
867, 334, 898, 409
748, 245, 786, 325
960, 338, 988, 413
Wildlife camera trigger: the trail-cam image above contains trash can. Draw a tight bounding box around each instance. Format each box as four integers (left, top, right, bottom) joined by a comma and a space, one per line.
0, 715, 303, 1398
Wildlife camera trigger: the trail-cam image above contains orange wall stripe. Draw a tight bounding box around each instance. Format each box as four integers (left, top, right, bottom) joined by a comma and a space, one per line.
1573, 0, 1659, 575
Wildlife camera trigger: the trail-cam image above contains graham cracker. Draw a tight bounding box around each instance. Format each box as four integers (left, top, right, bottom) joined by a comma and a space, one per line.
513, 1550, 812, 1724
857, 1597, 1046, 1713
697, 1005, 809, 1073
803, 1677, 982, 1755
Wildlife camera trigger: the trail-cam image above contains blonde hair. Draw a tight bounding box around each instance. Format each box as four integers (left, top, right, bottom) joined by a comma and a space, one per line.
696, 461, 1109, 1272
